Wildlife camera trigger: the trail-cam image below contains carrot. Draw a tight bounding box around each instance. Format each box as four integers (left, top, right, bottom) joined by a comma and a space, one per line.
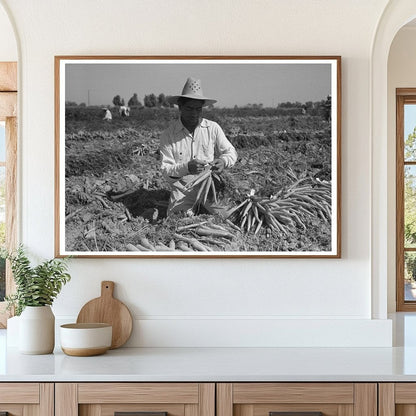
293, 210, 307, 226
139, 237, 155, 250
242, 201, 252, 217
198, 237, 226, 247
202, 175, 212, 204
210, 177, 218, 204
185, 169, 211, 189
174, 234, 209, 252
177, 221, 207, 232
252, 204, 260, 221
211, 171, 221, 182
254, 216, 264, 234
126, 243, 141, 251
240, 215, 247, 229
256, 202, 267, 213
318, 210, 329, 223
189, 239, 209, 252
176, 242, 194, 252
225, 219, 241, 231
251, 213, 257, 228
206, 222, 227, 231
274, 218, 289, 235
274, 213, 295, 226
127, 243, 151, 252
246, 211, 253, 232
264, 213, 279, 231
137, 244, 153, 251
194, 178, 208, 205
194, 227, 233, 239
225, 199, 249, 218
155, 242, 175, 251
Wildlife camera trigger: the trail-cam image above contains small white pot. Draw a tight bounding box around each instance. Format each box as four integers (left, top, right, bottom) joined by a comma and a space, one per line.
19, 305, 55, 354
60, 323, 112, 356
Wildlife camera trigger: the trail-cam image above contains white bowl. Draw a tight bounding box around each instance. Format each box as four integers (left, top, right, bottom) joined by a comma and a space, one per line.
60, 323, 112, 356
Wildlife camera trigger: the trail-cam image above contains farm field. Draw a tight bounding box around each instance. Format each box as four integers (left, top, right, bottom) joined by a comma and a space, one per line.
64, 106, 333, 254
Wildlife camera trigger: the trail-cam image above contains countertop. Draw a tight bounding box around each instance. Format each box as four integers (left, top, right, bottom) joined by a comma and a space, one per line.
3, 344, 416, 382
3, 313, 416, 382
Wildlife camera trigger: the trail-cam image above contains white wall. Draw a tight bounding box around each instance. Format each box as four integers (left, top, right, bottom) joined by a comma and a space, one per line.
0, 3, 16, 61
387, 26, 416, 312
0, 0, 394, 347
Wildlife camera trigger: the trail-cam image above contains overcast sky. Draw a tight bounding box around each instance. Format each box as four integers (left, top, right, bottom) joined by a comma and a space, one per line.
64, 59, 333, 108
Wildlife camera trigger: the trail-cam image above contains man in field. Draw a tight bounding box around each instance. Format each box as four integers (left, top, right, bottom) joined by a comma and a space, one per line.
160, 77, 237, 216
103, 107, 112, 121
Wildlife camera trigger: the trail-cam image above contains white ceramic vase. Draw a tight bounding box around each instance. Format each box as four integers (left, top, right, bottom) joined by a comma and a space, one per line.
18, 305, 55, 354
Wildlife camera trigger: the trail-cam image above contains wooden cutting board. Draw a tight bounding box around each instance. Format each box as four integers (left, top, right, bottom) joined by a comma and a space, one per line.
76, 281, 133, 349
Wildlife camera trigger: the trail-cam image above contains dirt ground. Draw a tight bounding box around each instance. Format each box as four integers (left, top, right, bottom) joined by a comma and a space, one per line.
63, 106, 333, 254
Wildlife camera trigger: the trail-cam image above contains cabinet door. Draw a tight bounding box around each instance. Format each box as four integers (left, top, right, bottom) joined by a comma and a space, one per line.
55, 383, 215, 416
217, 383, 377, 416
379, 383, 416, 416
0, 383, 53, 415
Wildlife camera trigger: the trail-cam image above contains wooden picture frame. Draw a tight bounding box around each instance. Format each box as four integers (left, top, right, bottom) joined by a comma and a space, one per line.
55, 56, 341, 258
0, 61, 17, 327
396, 88, 416, 310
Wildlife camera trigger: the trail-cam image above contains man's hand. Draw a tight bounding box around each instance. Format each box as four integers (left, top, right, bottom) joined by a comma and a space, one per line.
188, 158, 207, 174
211, 158, 225, 173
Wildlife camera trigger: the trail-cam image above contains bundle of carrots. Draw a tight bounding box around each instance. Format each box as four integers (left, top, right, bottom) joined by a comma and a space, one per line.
225, 190, 277, 234
225, 175, 332, 235
184, 166, 221, 207
269, 176, 331, 229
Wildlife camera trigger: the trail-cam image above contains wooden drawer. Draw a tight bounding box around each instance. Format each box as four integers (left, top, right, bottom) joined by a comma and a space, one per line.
217, 383, 377, 416
55, 383, 215, 416
379, 383, 416, 415
0, 383, 53, 415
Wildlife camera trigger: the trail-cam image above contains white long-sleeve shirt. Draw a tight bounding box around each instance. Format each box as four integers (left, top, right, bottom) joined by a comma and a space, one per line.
160, 118, 237, 180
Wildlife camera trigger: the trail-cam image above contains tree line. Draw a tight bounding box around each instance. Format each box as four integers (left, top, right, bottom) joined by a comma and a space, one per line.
65, 94, 332, 121
112, 93, 175, 108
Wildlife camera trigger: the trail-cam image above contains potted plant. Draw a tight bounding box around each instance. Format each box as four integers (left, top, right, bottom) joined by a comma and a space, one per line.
5, 246, 71, 354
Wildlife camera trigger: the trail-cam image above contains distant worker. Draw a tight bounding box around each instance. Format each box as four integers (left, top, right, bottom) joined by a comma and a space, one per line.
103, 108, 112, 121
160, 77, 237, 216
119, 105, 130, 117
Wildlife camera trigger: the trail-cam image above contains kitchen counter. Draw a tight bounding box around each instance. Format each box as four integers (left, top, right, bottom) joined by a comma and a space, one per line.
2, 344, 416, 382
2, 313, 416, 382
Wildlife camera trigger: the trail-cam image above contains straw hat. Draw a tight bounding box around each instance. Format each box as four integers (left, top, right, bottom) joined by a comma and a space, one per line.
169, 77, 217, 106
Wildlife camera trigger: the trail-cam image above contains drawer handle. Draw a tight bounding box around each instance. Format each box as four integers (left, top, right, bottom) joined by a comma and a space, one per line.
270, 413, 323, 416
115, 412, 168, 416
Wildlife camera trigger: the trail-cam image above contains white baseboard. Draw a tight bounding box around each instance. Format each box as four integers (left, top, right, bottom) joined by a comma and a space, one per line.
51, 317, 391, 348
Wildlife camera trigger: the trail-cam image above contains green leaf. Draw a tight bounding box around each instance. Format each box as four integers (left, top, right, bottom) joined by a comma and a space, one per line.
5, 245, 71, 315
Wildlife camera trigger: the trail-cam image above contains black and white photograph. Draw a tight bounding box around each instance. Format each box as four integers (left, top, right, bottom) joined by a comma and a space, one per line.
55, 56, 341, 258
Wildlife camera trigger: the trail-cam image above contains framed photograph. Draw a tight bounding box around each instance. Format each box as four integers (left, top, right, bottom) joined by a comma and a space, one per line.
55, 56, 341, 258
